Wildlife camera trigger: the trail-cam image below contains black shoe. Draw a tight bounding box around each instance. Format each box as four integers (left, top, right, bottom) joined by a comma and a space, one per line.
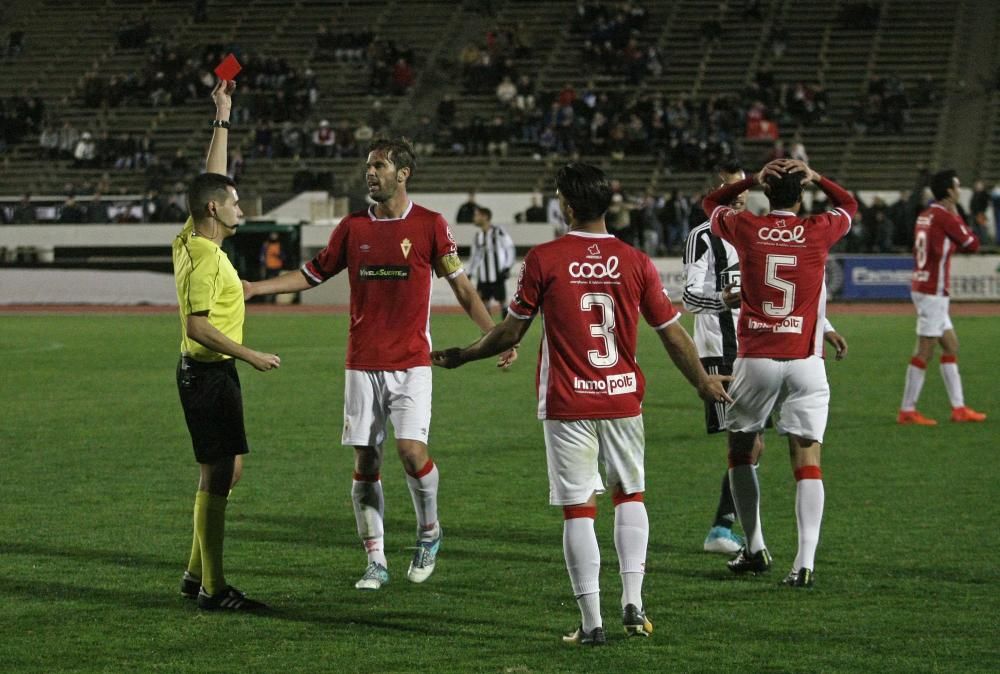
727, 546, 772, 575
562, 625, 607, 646
781, 568, 814, 588
197, 585, 268, 611
180, 571, 200, 599
622, 604, 653, 637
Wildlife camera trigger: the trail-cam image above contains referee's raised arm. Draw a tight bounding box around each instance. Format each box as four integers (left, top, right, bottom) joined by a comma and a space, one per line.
205, 79, 234, 175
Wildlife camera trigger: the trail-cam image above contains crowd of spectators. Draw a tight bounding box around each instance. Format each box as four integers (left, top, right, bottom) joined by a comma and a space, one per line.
0, 179, 191, 225
595, 166, 1000, 257
0, 93, 44, 152
847, 74, 911, 136
80, 41, 318, 126
35, 121, 163, 175
572, 1, 657, 85
314, 22, 417, 97
458, 22, 533, 95
423, 79, 783, 173
314, 21, 373, 63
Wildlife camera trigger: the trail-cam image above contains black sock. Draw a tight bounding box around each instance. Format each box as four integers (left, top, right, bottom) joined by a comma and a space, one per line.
713, 472, 737, 528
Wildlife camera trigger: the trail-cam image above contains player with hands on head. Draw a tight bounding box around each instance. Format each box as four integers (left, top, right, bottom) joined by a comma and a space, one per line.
434, 163, 730, 646
684, 161, 848, 555
173, 78, 279, 612
243, 137, 514, 592
702, 156, 857, 589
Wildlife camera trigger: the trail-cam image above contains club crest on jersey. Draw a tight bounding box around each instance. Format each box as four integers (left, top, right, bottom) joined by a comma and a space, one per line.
586, 244, 602, 259
569, 256, 621, 279
400, 237, 412, 258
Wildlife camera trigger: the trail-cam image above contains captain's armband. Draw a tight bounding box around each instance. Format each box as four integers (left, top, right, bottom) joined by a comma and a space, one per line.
435, 252, 463, 278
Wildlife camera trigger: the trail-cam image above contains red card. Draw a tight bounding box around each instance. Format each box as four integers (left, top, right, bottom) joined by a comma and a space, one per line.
214, 53, 242, 81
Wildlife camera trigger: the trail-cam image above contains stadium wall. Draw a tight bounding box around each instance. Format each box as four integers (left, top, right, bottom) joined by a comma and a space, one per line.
2, 256, 998, 306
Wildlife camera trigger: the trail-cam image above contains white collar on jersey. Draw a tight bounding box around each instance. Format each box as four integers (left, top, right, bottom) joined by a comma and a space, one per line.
567, 230, 615, 239
930, 202, 949, 212
768, 210, 798, 216
368, 200, 414, 221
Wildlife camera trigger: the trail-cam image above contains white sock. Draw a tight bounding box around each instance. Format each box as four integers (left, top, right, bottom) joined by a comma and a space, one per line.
576, 593, 602, 634
729, 464, 765, 553
901, 359, 927, 411
563, 514, 601, 631
793, 471, 825, 572
613, 500, 648, 609
352, 477, 386, 567
405, 459, 439, 541
939, 359, 965, 408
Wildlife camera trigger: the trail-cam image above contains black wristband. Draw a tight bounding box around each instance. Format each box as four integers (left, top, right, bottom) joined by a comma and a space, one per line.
211, 119, 231, 129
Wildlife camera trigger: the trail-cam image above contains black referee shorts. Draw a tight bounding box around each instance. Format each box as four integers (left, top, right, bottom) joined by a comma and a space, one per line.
477, 280, 507, 304
176, 356, 249, 464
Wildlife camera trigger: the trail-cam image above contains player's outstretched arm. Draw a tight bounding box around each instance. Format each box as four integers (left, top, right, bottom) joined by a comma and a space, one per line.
656, 321, 732, 404
446, 271, 518, 368
432, 314, 530, 369
243, 270, 311, 300
205, 79, 235, 175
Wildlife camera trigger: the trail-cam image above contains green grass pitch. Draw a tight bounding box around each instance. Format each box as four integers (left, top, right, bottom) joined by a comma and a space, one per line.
0, 310, 997, 672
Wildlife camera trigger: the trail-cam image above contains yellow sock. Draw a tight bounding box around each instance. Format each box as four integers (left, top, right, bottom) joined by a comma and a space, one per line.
194, 490, 228, 595
186, 492, 203, 578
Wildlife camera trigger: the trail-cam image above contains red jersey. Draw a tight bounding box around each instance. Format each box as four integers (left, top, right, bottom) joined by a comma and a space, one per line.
304, 202, 461, 370
911, 203, 979, 296
508, 231, 680, 420
706, 177, 856, 360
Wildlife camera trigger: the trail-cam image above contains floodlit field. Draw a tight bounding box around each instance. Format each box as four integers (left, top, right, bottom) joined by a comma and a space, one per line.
1, 310, 997, 672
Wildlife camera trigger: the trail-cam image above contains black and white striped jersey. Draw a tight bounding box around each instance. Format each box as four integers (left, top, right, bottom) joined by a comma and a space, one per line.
468, 224, 516, 284
683, 220, 740, 361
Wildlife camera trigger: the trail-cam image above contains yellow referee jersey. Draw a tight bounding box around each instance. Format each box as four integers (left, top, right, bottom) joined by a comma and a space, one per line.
172, 218, 244, 362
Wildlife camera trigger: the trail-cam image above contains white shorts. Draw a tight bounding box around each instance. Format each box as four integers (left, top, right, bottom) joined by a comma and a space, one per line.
725, 356, 830, 444
342, 367, 432, 449
542, 416, 645, 506
911, 291, 953, 337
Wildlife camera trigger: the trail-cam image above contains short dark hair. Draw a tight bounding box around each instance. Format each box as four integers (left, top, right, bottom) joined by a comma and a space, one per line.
475, 205, 492, 220
187, 172, 236, 219
930, 169, 958, 200
764, 170, 805, 210
367, 137, 416, 181
716, 159, 744, 175
555, 163, 613, 223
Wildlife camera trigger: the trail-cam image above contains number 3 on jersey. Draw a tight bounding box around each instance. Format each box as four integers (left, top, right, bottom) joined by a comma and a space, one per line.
581, 293, 618, 367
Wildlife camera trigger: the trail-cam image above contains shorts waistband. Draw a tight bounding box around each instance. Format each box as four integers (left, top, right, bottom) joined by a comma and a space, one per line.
180, 355, 234, 369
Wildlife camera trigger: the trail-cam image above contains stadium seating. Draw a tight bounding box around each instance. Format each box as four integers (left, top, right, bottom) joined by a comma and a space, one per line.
0, 0, 968, 206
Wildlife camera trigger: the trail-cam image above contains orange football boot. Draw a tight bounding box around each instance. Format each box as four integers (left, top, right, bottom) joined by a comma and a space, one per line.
950, 406, 987, 423
897, 410, 938, 426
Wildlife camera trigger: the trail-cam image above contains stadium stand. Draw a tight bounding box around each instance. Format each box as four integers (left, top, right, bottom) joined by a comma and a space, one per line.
0, 0, 986, 213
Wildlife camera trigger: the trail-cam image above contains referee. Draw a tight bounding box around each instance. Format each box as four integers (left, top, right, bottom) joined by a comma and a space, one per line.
467, 206, 516, 317
173, 79, 280, 611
